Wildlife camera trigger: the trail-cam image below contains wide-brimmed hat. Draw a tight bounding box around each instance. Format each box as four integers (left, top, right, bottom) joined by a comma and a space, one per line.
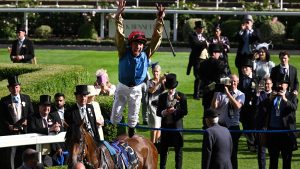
241, 59, 253, 68
39, 95, 51, 105
194, 20, 205, 29
87, 85, 99, 96
279, 73, 290, 84
209, 43, 223, 54
7, 75, 21, 86
74, 85, 90, 95
243, 14, 254, 23
165, 73, 178, 89
204, 109, 219, 118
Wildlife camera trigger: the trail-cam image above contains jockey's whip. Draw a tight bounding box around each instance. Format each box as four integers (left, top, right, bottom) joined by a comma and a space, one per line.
155, 3, 176, 57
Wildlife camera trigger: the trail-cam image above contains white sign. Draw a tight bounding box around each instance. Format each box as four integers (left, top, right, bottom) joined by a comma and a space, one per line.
109, 19, 170, 39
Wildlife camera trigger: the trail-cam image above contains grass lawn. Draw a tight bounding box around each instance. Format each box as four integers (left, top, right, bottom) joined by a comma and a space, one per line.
0, 48, 299, 169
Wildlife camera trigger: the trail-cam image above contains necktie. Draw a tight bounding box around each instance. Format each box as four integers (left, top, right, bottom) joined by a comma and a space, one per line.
274, 96, 281, 116
242, 30, 250, 55
81, 107, 94, 137
13, 96, 19, 105
43, 118, 48, 128
17, 40, 23, 55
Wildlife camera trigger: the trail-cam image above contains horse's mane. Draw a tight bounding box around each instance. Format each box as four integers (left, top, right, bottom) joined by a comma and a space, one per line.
65, 123, 82, 144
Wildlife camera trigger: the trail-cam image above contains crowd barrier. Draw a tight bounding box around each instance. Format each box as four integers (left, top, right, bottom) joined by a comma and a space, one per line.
0, 121, 298, 163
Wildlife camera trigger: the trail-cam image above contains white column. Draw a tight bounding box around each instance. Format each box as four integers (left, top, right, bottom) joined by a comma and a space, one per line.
100, 13, 105, 38
136, 0, 139, 7
173, 13, 178, 42
24, 12, 28, 34
280, 0, 283, 10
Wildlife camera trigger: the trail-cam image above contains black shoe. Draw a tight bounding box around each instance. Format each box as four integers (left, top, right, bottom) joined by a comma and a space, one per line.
193, 96, 200, 100
128, 127, 136, 138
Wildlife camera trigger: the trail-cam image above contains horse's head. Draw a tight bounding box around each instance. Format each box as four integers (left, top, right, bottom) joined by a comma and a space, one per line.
65, 121, 99, 169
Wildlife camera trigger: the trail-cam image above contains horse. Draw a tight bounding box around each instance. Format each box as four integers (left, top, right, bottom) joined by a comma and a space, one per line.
65, 123, 158, 169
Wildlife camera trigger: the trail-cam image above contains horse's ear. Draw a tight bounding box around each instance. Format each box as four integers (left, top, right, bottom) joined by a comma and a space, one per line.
63, 121, 70, 129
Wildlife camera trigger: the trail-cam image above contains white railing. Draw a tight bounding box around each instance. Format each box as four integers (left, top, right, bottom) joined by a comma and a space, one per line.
0, 132, 66, 163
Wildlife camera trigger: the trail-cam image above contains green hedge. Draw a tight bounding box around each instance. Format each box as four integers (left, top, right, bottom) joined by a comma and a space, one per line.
0, 63, 120, 141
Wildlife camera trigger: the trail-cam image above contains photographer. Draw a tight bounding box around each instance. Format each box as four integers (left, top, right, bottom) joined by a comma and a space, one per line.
265, 75, 297, 169
199, 43, 229, 126
211, 74, 245, 169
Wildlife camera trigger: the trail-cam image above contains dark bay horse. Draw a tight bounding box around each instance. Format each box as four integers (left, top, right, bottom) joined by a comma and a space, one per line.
65, 123, 158, 169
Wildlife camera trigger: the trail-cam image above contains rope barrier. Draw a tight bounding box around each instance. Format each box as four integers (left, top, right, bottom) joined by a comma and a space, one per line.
105, 120, 300, 133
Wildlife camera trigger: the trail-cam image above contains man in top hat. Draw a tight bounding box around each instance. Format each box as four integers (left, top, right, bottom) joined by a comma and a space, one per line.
202, 109, 233, 169
238, 59, 259, 152
157, 73, 188, 169
10, 24, 35, 63
187, 20, 209, 100
111, 0, 165, 137
64, 85, 101, 144
27, 95, 64, 167
270, 51, 299, 96
235, 14, 260, 77
199, 43, 228, 126
0, 75, 34, 169
266, 74, 298, 169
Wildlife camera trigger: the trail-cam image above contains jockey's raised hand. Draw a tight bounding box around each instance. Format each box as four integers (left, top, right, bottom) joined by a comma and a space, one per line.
156, 3, 165, 20
116, 0, 126, 18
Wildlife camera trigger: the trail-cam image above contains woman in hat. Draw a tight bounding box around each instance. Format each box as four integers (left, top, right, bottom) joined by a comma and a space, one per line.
253, 43, 275, 81
94, 68, 116, 96
157, 73, 188, 169
87, 85, 104, 140
147, 63, 165, 144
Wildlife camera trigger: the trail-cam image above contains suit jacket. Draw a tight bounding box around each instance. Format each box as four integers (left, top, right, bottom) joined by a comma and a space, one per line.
266, 92, 298, 150
27, 112, 64, 153
270, 64, 299, 92
64, 104, 101, 144
202, 123, 233, 169
157, 91, 187, 147
10, 38, 35, 63
0, 94, 34, 135
187, 32, 208, 75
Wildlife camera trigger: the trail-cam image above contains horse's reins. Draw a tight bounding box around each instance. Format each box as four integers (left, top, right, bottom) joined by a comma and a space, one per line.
79, 127, 96, 169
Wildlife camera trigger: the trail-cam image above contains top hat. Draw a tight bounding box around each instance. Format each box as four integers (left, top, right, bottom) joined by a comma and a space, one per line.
214, 23, 221, 30
209, 43, 223, 54
151, 62, 159, 69
39, 95, 51, 105
204, 109, 219, 118
16, 24, 26, 33
241, 59, 253, 68
87, 85, 99, 96
194, 20, 205, 29
279, 73, 290, 84
7, 75, 21, 86
165, 73, 178, 89
74, 85, 90, 95
243, 15, 254, 22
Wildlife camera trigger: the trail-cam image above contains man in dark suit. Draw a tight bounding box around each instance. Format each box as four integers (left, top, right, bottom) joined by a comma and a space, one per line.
187, 20, 208, 100
157, 73, 188, 169
266, 75, 298, 169
0, 75, 34, 169
17, 148, 45, 169
270, 51, 298, 95
64, 85, 101, 145
235, 15, 260, 76
10, 25, 35, 63
202, 109, 233, 169
27, 95, 63, 167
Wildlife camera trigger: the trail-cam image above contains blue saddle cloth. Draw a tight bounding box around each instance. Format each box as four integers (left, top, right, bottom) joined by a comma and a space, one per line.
103, 140, 139, 169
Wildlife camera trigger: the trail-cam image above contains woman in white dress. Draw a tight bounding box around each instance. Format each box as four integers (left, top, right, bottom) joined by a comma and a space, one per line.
253, 43, 275, 81
87, 85, 104, 140
147, 64, 165, 143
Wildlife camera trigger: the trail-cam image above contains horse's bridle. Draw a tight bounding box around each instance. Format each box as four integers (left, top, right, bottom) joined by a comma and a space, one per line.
77, 127, 96, 169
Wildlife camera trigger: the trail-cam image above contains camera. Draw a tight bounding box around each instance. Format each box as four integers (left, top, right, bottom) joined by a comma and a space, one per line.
276, 86, 283, 93
215, 77, 231, 93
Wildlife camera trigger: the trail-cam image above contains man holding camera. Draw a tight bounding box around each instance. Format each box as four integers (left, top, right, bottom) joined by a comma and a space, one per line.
211, 74, 245, 169
266, 75, 297, 169
199, 43, 228, 126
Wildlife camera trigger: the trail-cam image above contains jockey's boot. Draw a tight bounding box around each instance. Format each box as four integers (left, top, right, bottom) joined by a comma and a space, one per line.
128, 127, 136, 138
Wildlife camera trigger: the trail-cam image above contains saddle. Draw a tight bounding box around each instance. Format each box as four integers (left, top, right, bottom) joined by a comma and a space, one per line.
102, 140, 139, 169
